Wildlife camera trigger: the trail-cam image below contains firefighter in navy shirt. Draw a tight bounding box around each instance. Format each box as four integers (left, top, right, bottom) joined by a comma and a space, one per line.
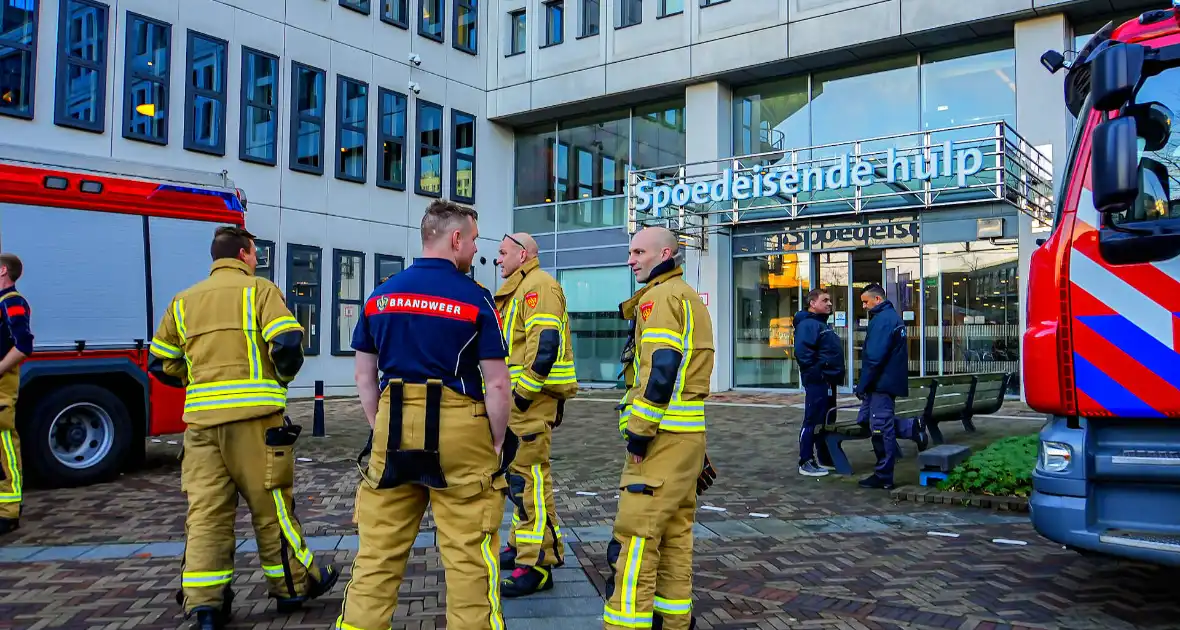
334, 200, 513, 630
0, 253, 31, 537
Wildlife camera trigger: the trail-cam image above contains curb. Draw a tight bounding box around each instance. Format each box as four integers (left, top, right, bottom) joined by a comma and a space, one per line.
890, 486, 1030, 512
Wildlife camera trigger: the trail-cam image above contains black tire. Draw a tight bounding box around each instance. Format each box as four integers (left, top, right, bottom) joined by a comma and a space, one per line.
20, 384, 134, 489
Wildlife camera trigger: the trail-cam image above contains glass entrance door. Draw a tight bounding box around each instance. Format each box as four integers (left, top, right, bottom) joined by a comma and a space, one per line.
814, 252, 851, 388
850, 249, 883, 391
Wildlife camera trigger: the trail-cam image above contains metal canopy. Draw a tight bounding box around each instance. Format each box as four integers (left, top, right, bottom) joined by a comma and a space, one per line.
625, 121, 1054, 252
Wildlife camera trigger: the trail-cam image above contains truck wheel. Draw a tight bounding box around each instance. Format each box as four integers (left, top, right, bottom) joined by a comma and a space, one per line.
22, 384, 133, 488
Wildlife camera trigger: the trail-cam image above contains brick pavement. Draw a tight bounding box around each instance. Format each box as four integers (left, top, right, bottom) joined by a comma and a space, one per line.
1, 392, 1178, 629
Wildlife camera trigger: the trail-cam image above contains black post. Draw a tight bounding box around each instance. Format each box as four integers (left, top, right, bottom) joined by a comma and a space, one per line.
313, 380, 325, 437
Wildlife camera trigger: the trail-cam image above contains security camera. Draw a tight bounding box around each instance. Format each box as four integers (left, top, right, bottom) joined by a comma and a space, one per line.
408, 52, 422, 66
408, 81, 421, 94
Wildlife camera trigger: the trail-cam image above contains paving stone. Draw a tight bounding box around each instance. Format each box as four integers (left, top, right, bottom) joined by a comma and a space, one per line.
504, 617, 603, 630
528, 581, 600, 599
133, 541, 186, 558
744, 518, 809, 538
569, 525, 613, 542
26, 546, 93, 561
700, 519, 760, 538
502, 596, 606, 618
413, 531, 434, 548
825, 515, 895, 533
0, 546, 44, 562
692, 523, 719, 539
336, 535, 360, 551
239, 538, 258, 552
308, 535, 342, 551
551, 568, 589, 583
76, 543, 146, 560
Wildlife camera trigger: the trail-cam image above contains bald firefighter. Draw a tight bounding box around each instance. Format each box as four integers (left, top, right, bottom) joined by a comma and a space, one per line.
0, 253, 32, 537
335, 200, 512, 630
493, 232, 578, 597
148, 226, 339, 630
607, 227, 715, 630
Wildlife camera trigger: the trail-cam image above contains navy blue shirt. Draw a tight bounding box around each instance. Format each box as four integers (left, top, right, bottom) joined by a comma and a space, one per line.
351, 257, 507, 400
0, 287, 33, 357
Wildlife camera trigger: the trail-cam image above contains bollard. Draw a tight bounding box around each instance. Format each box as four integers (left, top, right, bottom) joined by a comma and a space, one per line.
313, 380, 325, 437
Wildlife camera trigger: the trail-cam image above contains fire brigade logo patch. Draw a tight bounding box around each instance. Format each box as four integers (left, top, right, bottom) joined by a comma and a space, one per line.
376, 296, 389, 311
639, 301, 655, 321
524, 291, 539, 308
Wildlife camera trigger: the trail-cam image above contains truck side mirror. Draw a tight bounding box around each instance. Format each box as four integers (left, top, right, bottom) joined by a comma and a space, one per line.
1091, 43, 1145, 111
1091, 116, 1140, 214
1126, 101, 1174, 152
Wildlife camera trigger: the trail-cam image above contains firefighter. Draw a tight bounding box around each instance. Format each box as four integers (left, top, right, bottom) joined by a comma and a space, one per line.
335, 200, 513, 630
148, 226, 339, 630
492, 232, 577, 597
0, 253, 32, 537
606, 226, 714, 630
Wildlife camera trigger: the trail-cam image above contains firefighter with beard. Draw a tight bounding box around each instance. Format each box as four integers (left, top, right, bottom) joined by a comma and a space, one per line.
148, 226, 339, 630
606, 226, 715, 630
492, 232, 578, 597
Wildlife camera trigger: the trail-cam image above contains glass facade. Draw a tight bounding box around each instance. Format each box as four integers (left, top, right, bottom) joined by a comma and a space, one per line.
513, 99, 686, 234
559, 267, 639, 384
733, 224, 1020, 394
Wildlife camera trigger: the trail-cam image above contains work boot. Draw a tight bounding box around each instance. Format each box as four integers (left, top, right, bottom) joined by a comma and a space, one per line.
914, 418, 930, 451
187, 607, 226, 630
0, 517, 18, 537
858, 475, 894, 490
500, 566, 554, 598
499, 544, 517, 571
275, 565, 341, 613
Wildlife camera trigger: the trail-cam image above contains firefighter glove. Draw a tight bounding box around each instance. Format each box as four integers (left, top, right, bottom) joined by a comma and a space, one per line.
696, 453, 718, 496
625, 430, 653, 458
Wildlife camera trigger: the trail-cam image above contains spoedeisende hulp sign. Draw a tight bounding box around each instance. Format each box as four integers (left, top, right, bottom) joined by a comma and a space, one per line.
632, 142, 987, 216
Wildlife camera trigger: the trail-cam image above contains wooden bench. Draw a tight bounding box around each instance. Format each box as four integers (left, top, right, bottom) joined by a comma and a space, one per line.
818, 372, 1012, 476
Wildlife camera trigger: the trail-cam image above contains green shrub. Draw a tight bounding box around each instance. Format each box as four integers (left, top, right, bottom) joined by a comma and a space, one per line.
937, 434, 1039, 497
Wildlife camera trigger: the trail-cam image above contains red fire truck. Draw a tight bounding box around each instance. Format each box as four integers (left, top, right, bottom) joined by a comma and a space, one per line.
1030, 4, 1180, 565
0, 143, 248, 489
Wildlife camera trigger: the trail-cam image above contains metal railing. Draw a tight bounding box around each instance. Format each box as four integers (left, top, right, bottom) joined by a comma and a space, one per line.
626, 121, 1054, 250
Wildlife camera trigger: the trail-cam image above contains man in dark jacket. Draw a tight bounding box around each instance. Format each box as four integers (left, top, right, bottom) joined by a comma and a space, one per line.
855, 284, 927, 489
793, 288, 845, 477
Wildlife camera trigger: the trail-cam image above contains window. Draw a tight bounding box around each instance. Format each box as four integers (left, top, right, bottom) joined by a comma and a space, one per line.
0, 0, 37, 120
416, 99, 443, 197
381, 0, 408, 27
377, 88, 407, 190
286, 244, 322, 356
543, 1, 563, 46
240, 47, 278, 165
55, 0, 108, 132
336, 75, 368, 183
451, 109, 475, 203
290, 61, 326, 175
255, 239, 275, 283
340, 0, 370, 14
123, 12, 169, 144
616, 0, 640, 27
184, 30, 228, 155
700, 0, 728, 5
559, 266, 638, 383
419, 0, 444, 42
580, 0, 598, 37
659, 0, 682, 16
374, 254, 404, 288
453, 0, 476, 54
508, 10, 525, 55
332, 249, 365, 355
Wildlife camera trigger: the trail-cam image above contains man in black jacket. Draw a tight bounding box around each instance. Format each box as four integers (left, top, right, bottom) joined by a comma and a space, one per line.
793, 288, 845, 477
854, 284, 927, 489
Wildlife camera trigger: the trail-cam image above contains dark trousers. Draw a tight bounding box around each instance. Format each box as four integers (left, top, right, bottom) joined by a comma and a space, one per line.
800, 383, 836, 467
855, 392, 918, 482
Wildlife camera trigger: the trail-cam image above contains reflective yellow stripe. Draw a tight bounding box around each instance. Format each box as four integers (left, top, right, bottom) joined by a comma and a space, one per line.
630, 399, 664, 423
603, 607, 653, 628
624, 536, 643, 614
504, 299, 519, 355
334, 621, 388, 630
262, 315, 301, 341
184, 379, 287, 412
0, 431, 21, 503
271, 489, 314, 568
514, 464, 547, 543
242, 287, 262, 381
182, 569, 233, 588
174, 299, 193, 381
479, 533, 505, 630
640, 328, 684, 352
149, 338, 182, 359
637, 299, 705, 435
653, 596, 692, 614
524, 314, 562, 330
261, 564, 286, 578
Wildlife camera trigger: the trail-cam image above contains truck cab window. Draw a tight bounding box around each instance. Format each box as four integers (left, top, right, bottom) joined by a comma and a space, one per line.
1112, 67, 1180, 226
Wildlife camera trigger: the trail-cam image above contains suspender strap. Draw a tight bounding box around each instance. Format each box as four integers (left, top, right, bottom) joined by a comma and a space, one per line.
424, 380, 442, 453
